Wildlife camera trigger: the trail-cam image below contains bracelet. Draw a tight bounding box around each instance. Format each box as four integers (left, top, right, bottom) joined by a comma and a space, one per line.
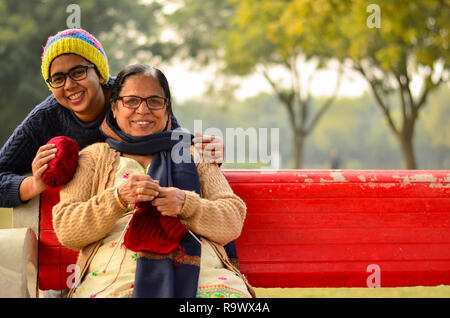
114, 188, 128, 210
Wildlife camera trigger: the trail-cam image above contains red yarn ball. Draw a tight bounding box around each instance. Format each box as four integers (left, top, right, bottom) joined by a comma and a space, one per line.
42, 136, 79, 188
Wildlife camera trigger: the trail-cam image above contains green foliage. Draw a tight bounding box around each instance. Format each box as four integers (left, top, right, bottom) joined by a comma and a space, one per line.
223, 0, 285, 74
166, 0, 235, 66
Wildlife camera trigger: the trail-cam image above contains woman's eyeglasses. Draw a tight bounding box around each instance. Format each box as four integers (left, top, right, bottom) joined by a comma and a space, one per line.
46, 64, 95, 88
118, 95, 167, 110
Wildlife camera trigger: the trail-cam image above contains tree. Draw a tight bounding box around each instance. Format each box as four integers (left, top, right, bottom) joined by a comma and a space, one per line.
291, 0, 449, 169
167, 0, 342, 168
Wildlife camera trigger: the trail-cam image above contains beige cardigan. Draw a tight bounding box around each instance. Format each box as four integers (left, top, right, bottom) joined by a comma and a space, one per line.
52, 142, 250, 297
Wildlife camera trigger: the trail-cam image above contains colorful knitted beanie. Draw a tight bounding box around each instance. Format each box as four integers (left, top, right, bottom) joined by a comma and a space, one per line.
41, 28, 109, 88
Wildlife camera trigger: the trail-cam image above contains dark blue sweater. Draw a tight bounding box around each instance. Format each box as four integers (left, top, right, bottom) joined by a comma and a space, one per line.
0, 79, 114, 207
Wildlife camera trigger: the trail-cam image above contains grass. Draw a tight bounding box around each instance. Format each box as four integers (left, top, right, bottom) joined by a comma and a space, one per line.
1, 207, 449, 297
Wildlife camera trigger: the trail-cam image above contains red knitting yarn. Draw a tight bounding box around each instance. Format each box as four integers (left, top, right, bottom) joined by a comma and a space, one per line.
42, 136, 79, 188
123, 201, 189, 254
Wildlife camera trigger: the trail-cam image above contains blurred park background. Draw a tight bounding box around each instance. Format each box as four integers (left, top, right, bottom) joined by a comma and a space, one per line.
0, 0, 449, 297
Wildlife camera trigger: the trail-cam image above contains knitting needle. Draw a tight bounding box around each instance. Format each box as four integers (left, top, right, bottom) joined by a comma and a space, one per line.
188, 229, 204, 245
188, 229, 219, 258
103, 211, 134, 273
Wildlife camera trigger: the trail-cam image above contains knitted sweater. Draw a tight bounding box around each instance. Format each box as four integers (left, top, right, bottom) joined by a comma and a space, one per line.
0, 78, 114, 207
52, 142, 246, 291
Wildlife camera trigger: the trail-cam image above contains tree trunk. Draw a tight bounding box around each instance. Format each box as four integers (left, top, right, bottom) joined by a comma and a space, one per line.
397, 130, 417, 170
355, 64, 423, 170
282, 100, 305, 169
293, 130, 306, 169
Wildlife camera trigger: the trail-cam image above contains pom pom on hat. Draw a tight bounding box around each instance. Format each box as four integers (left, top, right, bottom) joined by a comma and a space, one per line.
42, 136, 79, 188
41, 28, 109, 89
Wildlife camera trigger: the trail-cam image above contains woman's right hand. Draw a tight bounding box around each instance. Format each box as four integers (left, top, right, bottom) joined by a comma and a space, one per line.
116, 174, 160, 207
19, 144, 57, 201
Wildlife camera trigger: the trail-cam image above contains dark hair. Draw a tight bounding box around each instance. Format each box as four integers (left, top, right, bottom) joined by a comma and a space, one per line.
110, 64, 172, 113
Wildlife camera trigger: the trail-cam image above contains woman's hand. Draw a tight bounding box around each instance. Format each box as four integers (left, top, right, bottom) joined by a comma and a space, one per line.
19, 144, 57, 201
116, 174, 160, 207
152, 187, 186, 217
193, 132, 224, 164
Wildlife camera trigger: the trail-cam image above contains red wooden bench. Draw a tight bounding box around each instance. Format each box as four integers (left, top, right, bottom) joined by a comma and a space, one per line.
4, 169, 450, 296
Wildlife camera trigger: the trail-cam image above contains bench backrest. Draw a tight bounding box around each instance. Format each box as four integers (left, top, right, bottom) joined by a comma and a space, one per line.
38, 169, 450, 290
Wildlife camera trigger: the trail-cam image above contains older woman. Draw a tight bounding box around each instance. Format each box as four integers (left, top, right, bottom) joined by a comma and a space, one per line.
52, 64, 254, 298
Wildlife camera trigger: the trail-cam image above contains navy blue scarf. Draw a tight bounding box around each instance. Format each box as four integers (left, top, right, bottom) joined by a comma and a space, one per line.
100, 108, 239, 298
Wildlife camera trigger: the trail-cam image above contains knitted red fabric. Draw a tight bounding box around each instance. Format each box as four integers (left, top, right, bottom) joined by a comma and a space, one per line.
123, 201, 189, 254
42, 136, 79, 188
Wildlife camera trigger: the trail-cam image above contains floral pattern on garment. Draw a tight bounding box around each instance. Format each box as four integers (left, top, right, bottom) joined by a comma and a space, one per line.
195, 240, 252, 298
196, 284, 251, 298
72, 215, 137, 298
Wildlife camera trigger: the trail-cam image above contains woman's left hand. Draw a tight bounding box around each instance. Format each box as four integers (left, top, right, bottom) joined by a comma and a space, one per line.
152, 187, 186, 217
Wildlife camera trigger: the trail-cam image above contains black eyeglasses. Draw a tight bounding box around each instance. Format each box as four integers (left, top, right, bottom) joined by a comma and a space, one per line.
118, 95, 167, 110
46, 64, 95, 88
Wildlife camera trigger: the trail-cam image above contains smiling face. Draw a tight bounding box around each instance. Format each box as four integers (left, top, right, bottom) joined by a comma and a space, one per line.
49, 54, 105, 123
112, 75, 169, 137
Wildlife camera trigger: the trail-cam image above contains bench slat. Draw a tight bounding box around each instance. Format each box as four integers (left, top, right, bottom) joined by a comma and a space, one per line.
231, 183, 450, 199
241, 260, 450, 287
239, 228, 450, 244
244, 198, 450, 213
